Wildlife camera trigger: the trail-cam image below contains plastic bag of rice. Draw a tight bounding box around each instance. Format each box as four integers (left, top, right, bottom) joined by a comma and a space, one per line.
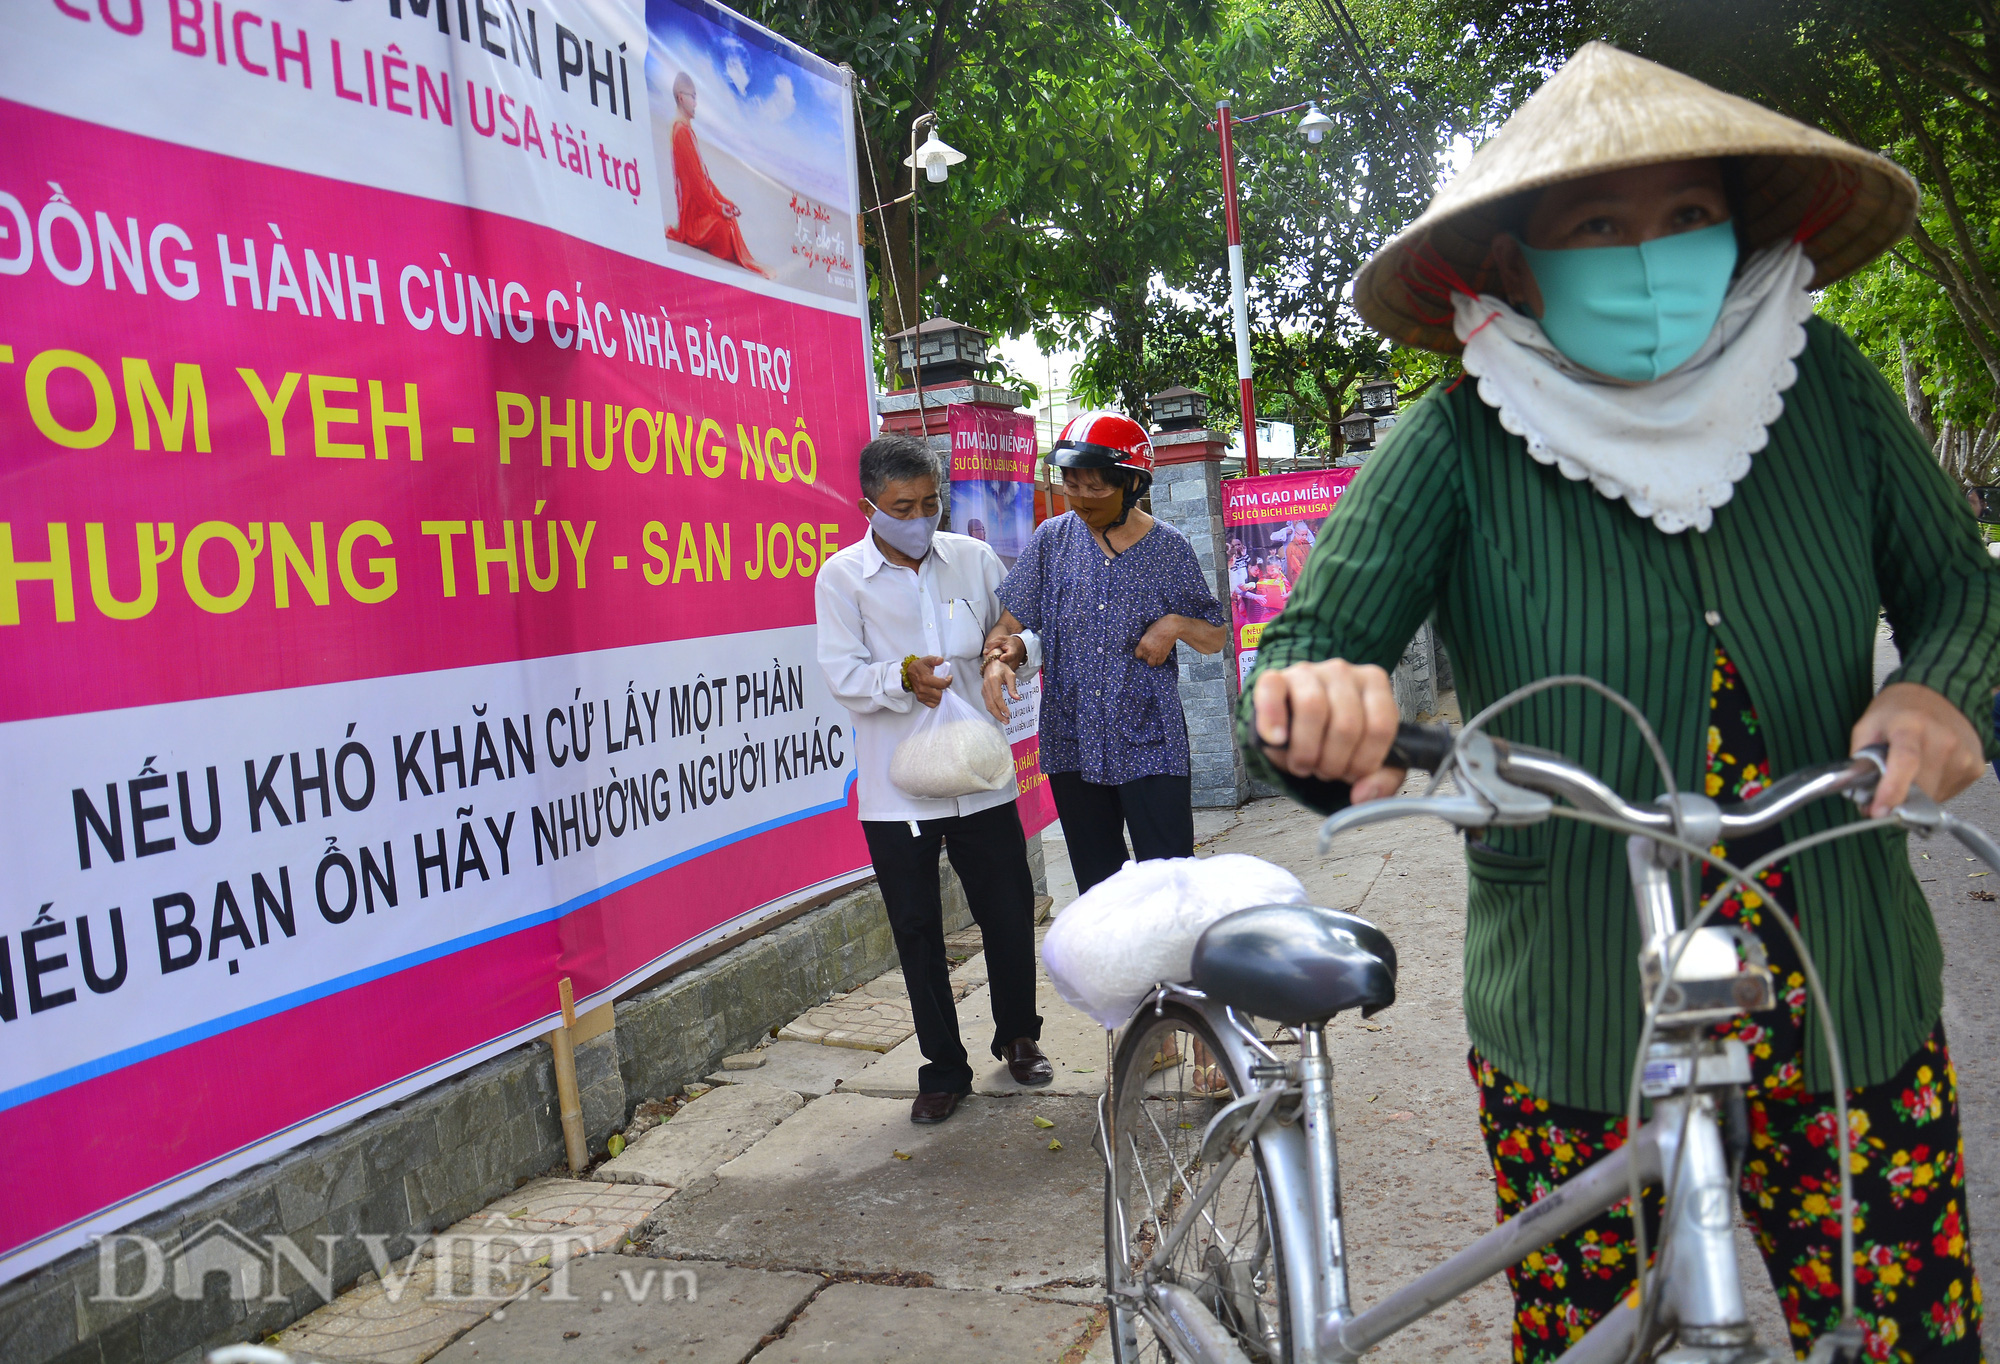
890, 672, 1015, 799
1041, 854, 1310, 1028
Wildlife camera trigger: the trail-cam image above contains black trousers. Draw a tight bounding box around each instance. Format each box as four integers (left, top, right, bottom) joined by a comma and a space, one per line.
1047, 771, 1196, 895
862, 801, 1043, 1096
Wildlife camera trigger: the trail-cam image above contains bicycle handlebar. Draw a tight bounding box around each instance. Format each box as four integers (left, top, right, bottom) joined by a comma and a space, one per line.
1387, 722, 1455, 773
1329, 726, 2000, 874
1495, 741, 1886, 839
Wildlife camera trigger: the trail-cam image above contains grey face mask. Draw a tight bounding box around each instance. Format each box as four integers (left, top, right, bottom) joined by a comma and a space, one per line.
865, 499, 942, 560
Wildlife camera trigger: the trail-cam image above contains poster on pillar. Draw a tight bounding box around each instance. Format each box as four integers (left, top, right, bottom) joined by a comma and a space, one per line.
946, 402, 1035, 567
944, 403, 1052, 834
1221, 469, 1356, 687
0, 0, 876, 1281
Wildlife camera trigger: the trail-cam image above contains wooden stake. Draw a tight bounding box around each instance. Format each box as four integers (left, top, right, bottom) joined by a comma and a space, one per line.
550, 977, 588, 1173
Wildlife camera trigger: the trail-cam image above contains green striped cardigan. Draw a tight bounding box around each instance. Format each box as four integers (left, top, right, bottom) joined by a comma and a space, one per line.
1238, 316, 2000, 1112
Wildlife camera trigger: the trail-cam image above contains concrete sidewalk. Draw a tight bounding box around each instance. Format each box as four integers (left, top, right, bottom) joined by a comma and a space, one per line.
252, 791, 1648, 1362
271, 791, 1518, 1364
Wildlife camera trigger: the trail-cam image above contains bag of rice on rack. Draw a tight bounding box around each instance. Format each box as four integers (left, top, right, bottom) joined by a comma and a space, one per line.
1041, 854, 1310, 1028
889, 666, 1015, 799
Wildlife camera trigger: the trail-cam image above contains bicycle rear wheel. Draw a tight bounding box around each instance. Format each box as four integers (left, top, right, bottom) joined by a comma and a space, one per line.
1103, 1002, 1290, 1363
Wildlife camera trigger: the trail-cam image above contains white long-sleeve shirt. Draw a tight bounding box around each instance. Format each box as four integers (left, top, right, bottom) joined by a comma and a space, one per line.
814, 530, 1040, 822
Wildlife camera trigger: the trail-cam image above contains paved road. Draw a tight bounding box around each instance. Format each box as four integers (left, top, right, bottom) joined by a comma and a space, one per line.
1879, 625, 2000, 1232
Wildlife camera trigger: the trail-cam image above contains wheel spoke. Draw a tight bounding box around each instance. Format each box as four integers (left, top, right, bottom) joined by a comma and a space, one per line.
1106, 1013, 1287, 1364
1139, 1078, 1245, 1259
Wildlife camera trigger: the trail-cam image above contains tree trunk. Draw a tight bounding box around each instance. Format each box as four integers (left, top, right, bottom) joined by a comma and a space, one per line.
857, 126, 917, 345
1105, 287, 1152, 419
1899, 337, 1938, 448
1973, 410, 2000, 488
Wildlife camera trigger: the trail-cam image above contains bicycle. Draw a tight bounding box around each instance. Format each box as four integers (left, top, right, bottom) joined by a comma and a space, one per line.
1098, 689, 2000, 1364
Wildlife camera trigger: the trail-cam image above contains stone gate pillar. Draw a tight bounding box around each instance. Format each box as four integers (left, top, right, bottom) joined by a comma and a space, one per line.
875, 318, 1020, 527
1149, 417, 1249, 809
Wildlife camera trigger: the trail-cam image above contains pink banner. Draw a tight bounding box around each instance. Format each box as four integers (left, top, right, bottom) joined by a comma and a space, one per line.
1221, 469, 1355, 684
948, 403, 1037, 481
944, 405, 1052, 835
0, 0, 876, 1280
1001, 673, 1058, 839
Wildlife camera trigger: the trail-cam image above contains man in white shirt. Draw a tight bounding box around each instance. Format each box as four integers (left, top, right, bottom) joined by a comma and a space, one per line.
815, 435, 1053, 1125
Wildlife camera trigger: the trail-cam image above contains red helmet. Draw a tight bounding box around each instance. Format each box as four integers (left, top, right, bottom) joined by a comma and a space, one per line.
1051, 410, 1154, 472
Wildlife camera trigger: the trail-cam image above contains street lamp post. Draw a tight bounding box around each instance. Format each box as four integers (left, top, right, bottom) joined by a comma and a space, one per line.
899, 113, 965, 434
1214, 98, 1334, 479
1215, 100, 1257, 476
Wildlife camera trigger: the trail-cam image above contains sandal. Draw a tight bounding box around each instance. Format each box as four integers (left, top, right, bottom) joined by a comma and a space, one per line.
1190, 1064, 1231, 1097
1148, 1044, 1185, 1075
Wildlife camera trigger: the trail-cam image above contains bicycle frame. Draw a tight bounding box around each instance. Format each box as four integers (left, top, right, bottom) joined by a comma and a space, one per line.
1108, 987, 1740, 1364
1105, 724, 1997, 1364
1106, 825, 1793, 1364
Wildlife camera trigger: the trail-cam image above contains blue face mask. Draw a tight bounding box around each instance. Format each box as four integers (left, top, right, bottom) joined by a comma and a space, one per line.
1516, 221, 1739, 383
865, 498, 941, 560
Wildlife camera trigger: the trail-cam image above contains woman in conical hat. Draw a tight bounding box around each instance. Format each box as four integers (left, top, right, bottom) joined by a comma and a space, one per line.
1242, 43, 1993, 1360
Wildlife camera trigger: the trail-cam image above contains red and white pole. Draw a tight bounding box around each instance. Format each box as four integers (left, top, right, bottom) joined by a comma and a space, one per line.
1216, 99, 1258, 477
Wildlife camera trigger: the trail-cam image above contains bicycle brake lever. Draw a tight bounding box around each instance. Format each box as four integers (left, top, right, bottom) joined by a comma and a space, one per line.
1318, 791, 1500, 852
1454, 733, 1556, 825
1891, 787, 2000, 875
1316, 733, 1553, 851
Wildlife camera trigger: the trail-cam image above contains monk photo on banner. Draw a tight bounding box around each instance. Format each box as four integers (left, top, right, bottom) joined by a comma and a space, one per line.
663, 69, 772, 278
646, 0, 864, 303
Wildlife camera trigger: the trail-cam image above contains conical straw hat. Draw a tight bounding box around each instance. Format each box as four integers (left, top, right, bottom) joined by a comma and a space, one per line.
1354, 42, 1919, 354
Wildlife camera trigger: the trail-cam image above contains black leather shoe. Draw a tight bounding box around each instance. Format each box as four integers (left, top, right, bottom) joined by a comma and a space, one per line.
1004, 1038, 1054, 1087
910, 1091, 965, 1124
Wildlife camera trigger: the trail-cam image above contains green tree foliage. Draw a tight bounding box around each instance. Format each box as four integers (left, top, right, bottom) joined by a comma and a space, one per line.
1105, 0, 1519, 456
1433, 0, 2000, 484
740, 0, 1498, 453
744, 0, 1990, 479
732, 0, 1223, 400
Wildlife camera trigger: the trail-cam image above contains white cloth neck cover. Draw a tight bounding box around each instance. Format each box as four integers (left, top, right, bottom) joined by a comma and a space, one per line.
1452, 242, 1816, 534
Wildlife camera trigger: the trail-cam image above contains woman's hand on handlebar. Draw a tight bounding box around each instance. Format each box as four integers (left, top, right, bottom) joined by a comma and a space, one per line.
1851, 681, 1985, 817
1251, 659, 1406, 802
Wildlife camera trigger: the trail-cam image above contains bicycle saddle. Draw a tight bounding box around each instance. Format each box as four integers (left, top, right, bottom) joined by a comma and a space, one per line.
1190, 904, 1398, 1024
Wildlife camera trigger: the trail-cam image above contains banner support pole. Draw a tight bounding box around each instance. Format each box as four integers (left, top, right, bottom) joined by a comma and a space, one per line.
551, 977, 589, 1173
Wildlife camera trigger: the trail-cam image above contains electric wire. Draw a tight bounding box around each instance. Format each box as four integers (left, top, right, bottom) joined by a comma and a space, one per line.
852, 77, 907, 355
1310, 0, 1424, 161
1092, 0, 1209, 118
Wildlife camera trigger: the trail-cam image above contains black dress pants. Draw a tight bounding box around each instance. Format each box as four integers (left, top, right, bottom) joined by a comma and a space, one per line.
1047, 771, 1196, 895
862, 800, 1043, 1096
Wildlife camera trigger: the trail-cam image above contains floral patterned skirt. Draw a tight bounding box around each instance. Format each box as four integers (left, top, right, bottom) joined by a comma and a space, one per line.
1469, 650, 1983, 1362
1473, 1028, 1980, 1362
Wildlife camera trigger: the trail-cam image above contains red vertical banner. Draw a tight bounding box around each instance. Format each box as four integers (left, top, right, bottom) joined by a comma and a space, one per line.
1220, 470, 1357, 687
946, 405, 1054, 835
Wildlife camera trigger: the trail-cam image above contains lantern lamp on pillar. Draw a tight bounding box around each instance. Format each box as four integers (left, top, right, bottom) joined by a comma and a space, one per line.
1146, 385, 1210, 432
1339, 409, 1376, 452
1359, 376, 1398, 414
886, 317, 990, 385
